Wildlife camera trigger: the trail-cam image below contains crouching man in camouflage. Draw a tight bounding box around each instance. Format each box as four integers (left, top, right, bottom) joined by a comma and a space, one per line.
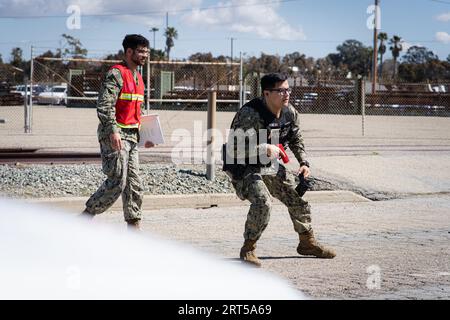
224, 73, 335, 267
82, 34, 153, 230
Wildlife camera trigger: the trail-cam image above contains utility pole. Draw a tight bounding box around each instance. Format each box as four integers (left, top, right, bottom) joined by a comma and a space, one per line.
372, 0, 379, 94
148, 28, 158, 112
165, 12, 169, 57
150, 27, 159, 55
230, 37, 235, 88
230, 37, 235, 63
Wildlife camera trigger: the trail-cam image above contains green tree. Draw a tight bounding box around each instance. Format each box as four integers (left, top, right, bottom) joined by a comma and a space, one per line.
150, 48, 165, 61
35, 49, 65, 83
402, 46, 439, 64
398, 47, 449, 82
326, 52, 347, 76
104, 50, 124, 61
10, 47, 24, 68
315, 56, 339, 79
389, 35, 403, 79
377, 32, 388, 78
0, 53, 3, 64
398, 60, 449, 82
186, 52, 231, 89
60, 33, 88, 58
9, 47, 30, 83
188, 52, 215, 62
281, 52, 308, 73
259, 53, 281, 73
58, 34, 88, 71
244, 55, 262, 77
425, 59, 449, 81
447, 54, 450, 63
244, 53, 281, 77
335, 39, 372, 76
164, 27, 178, 60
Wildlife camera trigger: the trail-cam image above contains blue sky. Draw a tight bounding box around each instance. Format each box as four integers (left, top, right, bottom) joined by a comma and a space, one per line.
0, 0, 449, 62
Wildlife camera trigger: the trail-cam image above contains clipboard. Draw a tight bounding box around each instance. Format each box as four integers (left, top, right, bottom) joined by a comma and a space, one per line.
138, 114, 165, 147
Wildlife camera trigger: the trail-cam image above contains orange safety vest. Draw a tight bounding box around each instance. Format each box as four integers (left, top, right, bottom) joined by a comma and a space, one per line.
111, 64, 144, 129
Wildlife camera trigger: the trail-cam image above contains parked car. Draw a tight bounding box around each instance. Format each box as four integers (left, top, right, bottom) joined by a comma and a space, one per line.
294, 92, 318, 107
37, 85, 68, 105
11, 85, 47, 103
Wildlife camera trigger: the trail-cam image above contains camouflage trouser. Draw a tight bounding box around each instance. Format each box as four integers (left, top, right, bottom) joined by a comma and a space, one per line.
85, 138, 143, 222
233, 166, 312, 241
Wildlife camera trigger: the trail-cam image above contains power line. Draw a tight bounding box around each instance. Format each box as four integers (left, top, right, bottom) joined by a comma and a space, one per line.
1, 38, 444, 47
0, 0, 302, 19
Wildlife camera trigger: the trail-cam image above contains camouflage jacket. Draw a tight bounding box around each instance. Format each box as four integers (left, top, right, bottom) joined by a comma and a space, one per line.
225, 97, 307, 179
96, 61, 143, 143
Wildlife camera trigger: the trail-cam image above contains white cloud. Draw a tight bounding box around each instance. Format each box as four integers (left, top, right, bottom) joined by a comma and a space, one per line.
435, 31, 450, 44
398, 40, 427, 53
182, 0, 306, 41
436, 12, 450, 22
399, 40, 414, 52
0, 0, 201, 27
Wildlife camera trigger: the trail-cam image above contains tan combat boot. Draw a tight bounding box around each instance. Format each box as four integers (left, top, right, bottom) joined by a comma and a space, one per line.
297, 230, 336, 259
127, 219, 141, 231
239, 240, 262, 267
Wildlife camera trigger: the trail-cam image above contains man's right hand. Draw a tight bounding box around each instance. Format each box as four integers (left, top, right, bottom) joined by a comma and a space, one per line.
266, 144, 281, 159
110, 132, 123, 151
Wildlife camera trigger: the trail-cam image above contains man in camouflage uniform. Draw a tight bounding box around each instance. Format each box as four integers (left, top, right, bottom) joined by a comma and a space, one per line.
224, 73, 336, 267
82, 34, 152, 230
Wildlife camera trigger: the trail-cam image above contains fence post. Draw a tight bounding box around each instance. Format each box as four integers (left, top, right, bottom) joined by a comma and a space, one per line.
29, 46, 34, 129
239, 52, 243, 110
206, 90, 217, 181
360, 77, 366, 137
24, 77, 31, 133
146, 57, 150, 114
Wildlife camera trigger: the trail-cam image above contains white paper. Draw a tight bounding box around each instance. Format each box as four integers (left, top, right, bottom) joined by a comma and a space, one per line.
138, 114, 165, 147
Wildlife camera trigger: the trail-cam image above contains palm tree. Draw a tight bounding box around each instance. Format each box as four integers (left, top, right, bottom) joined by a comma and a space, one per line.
151, 48, 166, 61
378, 32, 388, 79
389, 35, 403, 79
164, 27, 178, 60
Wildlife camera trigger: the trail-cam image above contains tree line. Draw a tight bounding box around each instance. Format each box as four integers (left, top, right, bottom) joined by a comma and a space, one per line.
1, 32, 449, 84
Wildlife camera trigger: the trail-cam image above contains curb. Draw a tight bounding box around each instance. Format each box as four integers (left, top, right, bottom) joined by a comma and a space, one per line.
26, 190, 370, 211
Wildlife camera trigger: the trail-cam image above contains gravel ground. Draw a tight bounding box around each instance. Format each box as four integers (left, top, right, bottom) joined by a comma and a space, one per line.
95, 195, 450, 300
0, 163, 338, 199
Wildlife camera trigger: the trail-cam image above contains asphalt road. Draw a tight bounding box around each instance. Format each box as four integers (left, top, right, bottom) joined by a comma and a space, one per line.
90, 193, 450, 300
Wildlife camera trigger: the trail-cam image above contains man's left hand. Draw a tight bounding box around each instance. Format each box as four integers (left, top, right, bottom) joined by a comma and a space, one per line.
297, 165, 310, 178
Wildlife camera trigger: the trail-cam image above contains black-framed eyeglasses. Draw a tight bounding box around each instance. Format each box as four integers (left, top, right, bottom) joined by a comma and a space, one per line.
135, 48, 150, 55
267, 88, 292, 96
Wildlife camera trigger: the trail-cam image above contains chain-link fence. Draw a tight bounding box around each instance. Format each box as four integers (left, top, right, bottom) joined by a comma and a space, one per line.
30, 56, 243, 109
32, 56, 116, 108
148, 60, 242, 112
244, 73, 450, 117
1, 50, 449, 139
366, 80, 450, 117
0, 64, 27, 133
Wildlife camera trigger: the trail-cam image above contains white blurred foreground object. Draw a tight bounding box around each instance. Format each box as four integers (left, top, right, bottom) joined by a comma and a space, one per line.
0, 198, 305, 300
138, 114, 164, 148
